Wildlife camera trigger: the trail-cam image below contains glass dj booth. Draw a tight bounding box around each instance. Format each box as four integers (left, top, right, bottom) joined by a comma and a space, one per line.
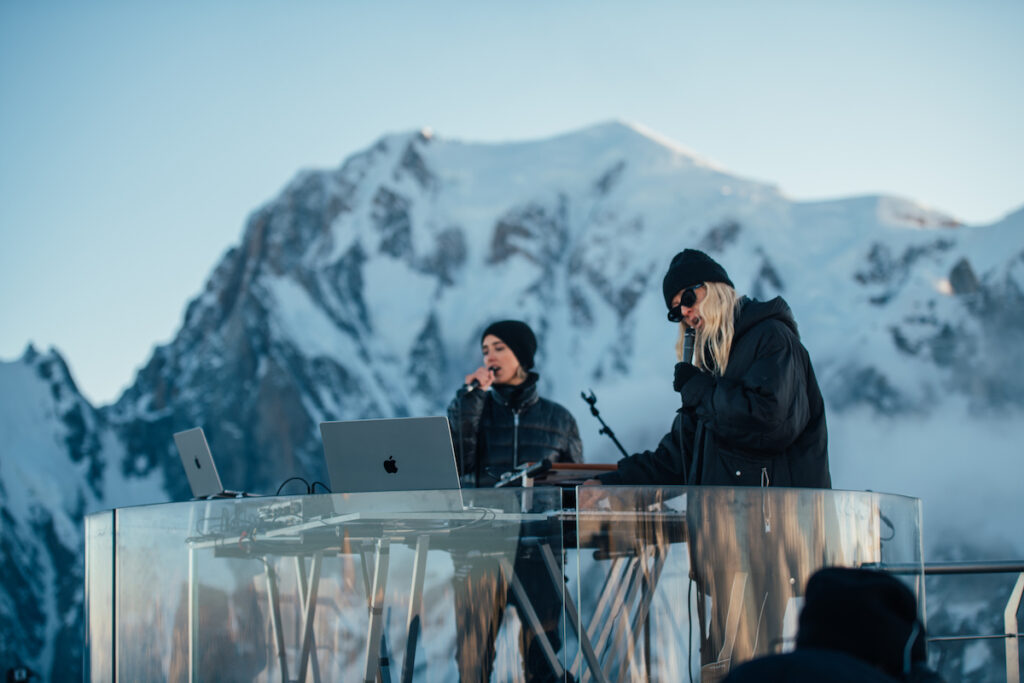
85, 487, 923, 682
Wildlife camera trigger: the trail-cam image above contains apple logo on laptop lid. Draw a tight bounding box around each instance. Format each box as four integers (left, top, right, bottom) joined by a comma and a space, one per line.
383, 455, 398, 474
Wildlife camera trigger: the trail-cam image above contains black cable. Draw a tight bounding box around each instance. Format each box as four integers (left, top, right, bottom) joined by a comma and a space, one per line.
688, 574, 694, 683
441, 507, 498, 533
866, 492, 897, 542
311, 481, 331, 494
880, 512, 896, 541
275, 476, 311, 496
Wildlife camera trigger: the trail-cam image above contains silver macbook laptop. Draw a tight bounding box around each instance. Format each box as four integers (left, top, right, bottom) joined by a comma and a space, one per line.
319, 416, 463, 512
174, 427, 226, 499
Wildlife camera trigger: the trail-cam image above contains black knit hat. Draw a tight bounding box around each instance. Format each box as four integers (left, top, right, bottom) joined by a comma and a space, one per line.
481, 320, 537, 370
661, 249, 734, 308
797, 567, 926, 678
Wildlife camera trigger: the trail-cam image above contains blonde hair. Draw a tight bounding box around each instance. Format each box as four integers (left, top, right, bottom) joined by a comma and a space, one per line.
675, 281, 739, 374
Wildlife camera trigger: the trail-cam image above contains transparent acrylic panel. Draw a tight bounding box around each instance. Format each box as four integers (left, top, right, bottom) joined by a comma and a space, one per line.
925, 570, 1023, 682
84, 510, 114, 682
85, 487, 568, 682
574, 486, 923, 682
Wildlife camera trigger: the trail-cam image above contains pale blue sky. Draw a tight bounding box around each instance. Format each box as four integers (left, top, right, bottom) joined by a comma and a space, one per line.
2, 1, 1022, 404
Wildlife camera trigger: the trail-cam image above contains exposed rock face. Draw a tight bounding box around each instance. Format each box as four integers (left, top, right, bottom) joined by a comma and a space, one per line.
2, 123, 1022, 680
0, 347, 117, 681
99, 123, 1024, 517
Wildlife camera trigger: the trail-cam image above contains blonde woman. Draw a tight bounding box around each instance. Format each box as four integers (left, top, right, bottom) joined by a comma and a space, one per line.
596, 249, 830, 487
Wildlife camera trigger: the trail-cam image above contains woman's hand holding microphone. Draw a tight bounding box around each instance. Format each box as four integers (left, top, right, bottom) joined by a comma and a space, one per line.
673, 362, 701, 392
673, 326, 701, 393
464, 366, 497, 392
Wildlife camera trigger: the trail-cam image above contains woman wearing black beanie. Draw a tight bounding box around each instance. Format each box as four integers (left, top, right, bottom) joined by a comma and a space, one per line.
446, 319, 581, 683
448, 319, 581, 487
596, 249, 830, 488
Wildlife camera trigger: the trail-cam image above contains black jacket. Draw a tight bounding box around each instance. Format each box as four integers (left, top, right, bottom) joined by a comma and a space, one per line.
599, 297, 830, 488
723, 649, 905, 683
447, 372, 583, 487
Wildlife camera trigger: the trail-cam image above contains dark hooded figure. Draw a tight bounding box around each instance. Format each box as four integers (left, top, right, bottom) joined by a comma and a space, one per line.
723, 567, 946, 682
447, 320, 582, 683
596, 249, 830, 488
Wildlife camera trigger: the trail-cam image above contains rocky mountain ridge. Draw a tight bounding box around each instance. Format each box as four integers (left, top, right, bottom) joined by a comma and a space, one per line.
2, 121, 1021, 680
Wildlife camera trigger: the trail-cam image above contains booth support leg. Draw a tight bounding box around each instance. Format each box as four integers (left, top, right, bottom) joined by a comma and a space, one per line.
400, 535, 430, 683
295, 555, 323, 683
363, 539, 392, 683
297, 553, 322, 683
499, 555, 566, 680
263, 559, 290, 683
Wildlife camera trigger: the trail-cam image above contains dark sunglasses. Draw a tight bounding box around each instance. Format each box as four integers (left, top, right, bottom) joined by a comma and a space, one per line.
667, 283, 705, 323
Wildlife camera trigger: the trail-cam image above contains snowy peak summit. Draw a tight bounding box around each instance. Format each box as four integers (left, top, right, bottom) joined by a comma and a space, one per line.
102, 123, 1022, 496
1, 121, 1022, 681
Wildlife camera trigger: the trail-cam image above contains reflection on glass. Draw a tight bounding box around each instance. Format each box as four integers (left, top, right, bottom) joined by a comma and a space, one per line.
574, 487, 922, 682
85, 511, 114, 682
86, 488, 565, 682
84, 487, 921, 682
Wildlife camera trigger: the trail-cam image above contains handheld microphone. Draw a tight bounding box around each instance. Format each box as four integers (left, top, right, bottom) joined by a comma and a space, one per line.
683, 327, 696, 364
465, 367, 499, 392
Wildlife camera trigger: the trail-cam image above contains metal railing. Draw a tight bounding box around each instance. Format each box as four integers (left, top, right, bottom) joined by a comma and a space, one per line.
865, 561, 1024, 683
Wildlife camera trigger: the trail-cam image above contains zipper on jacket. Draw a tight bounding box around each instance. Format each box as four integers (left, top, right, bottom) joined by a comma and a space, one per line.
512, 411, 520, 468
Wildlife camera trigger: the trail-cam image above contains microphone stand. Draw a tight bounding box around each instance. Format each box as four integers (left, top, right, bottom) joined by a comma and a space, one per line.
581, 390, 630, 459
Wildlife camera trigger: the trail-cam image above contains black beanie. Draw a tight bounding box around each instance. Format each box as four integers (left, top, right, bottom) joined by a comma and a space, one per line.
481, 320, 537, 370
797, 567, 926, 678
661, 249, 734, 308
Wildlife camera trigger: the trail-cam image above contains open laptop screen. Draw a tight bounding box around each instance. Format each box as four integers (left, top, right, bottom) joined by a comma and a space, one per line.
319, 416, 460, 495
173, 427, 225, 499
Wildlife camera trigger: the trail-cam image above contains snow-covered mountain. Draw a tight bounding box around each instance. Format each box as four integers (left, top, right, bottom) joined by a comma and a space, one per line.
2, 121, 1021, 680
0, 346, 164, 680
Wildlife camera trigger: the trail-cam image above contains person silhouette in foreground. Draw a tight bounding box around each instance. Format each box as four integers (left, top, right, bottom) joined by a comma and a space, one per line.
724, 567, 946, 682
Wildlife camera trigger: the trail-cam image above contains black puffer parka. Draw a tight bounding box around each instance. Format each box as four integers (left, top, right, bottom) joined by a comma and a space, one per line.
447, 372, 583, 487
599, 297, 830, 488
